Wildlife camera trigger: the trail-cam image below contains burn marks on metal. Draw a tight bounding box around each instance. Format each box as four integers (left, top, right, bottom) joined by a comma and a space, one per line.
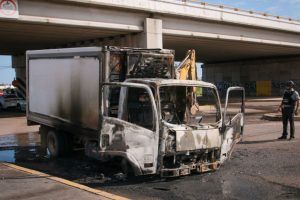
127, 53, 174, 79
108, 49, 175, 81
98, 116, 158, 175
177, 130, 197, 151
101, 119, 127, 151
168, 129, 220, 151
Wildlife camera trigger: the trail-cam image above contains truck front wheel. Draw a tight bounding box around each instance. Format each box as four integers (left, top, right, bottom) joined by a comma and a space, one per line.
47, 130, 65, 157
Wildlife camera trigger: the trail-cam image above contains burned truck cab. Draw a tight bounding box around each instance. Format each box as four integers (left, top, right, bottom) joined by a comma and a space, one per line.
116, 79, 245, 177
26, 46, 244, 178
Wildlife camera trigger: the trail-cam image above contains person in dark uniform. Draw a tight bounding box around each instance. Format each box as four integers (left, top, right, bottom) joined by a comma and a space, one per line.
278, 81, 300, 140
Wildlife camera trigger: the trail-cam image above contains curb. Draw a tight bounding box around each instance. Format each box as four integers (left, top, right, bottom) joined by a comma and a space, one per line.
262, 113, 300, 121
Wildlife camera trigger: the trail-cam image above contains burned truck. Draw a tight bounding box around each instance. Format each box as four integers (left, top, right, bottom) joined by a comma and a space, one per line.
27, 47, 245, 177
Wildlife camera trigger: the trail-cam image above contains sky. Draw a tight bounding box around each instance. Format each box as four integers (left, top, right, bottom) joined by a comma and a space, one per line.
1, 0, 300, 83
0, 56, 14, 85
202, 0, 300, 19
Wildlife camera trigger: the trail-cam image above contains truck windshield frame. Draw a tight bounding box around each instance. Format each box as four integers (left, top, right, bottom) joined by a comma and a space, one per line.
158, 85, 222, 126
101, 82, 159, 133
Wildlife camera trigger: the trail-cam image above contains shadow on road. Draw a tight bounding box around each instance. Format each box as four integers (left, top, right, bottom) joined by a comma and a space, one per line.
240, 139, 279, 144
0, 110, 25, 118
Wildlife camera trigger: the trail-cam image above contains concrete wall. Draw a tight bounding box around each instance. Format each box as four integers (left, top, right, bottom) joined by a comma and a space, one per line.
202, 57, 300, 97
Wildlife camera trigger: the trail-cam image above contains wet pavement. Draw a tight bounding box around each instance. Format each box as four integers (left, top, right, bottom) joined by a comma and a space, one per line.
0, 132, 44, 163
0, 110, 38, 136
1, 99, 300, 199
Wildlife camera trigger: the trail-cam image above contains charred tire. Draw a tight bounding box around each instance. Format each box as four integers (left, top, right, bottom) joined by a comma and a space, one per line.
39, 125, 48, 149
47, 130, 65, 157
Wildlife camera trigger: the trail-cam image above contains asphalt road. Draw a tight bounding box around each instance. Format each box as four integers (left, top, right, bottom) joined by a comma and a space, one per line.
0, 100, 300, 200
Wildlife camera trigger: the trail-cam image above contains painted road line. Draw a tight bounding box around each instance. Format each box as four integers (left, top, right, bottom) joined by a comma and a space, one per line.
2, 162, 130, 200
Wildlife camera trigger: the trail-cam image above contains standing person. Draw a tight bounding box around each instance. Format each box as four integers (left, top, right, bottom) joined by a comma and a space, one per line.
278, 81, 300, 140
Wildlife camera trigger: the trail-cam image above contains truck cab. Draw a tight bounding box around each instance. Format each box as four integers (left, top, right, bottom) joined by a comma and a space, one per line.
93, 78, 245, 177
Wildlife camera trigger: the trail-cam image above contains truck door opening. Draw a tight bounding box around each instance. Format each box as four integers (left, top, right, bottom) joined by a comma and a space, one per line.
103, 85, 155, 131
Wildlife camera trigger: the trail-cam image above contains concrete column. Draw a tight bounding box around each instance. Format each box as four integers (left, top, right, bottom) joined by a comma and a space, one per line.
138, 18, 163, 48
12, 55, 26, 98
12, 55, 26, 82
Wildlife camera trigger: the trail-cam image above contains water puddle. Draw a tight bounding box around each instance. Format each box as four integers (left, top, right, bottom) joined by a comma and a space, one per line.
0, 150, 15, 162
0, 132, 49, 163
0, 132, 135, 185
0, 132, 39, 148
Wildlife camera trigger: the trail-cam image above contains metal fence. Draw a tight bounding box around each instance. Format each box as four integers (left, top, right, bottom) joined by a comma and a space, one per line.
159, 0, 299, 23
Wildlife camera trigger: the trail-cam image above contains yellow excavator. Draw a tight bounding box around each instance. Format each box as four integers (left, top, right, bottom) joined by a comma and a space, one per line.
176, 49, 200, 120
176, 49, 197, 81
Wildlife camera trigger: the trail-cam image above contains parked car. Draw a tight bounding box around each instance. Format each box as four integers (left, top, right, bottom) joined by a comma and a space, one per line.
0, 94, 21, 110
16, 99, 26, 112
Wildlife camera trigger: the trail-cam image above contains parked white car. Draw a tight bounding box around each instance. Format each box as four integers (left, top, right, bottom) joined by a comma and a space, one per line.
16, 99, 26, 112
0, 94, 21, 110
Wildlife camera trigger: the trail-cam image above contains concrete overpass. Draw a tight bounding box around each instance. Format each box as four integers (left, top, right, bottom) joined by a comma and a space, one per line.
1, 0, 300, 96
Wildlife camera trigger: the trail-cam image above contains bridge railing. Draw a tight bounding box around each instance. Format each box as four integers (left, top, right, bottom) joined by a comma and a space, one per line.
161, 0, 299, 23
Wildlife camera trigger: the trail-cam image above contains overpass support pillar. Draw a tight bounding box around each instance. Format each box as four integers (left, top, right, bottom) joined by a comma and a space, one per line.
12, 55, 26, 98
139, 18, 163, 48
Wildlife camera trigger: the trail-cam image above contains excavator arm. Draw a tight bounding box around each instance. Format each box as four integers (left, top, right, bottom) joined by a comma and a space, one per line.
176, 49, 201, 120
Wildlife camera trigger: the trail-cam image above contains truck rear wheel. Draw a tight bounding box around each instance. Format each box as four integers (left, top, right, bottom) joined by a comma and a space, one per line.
47, 130, 65, 157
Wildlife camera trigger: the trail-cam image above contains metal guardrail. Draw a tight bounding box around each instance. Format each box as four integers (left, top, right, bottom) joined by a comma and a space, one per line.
164, 0, 299, 23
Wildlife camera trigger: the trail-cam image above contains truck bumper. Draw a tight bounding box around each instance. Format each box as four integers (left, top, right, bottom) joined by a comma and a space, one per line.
160, 161, 220, 178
